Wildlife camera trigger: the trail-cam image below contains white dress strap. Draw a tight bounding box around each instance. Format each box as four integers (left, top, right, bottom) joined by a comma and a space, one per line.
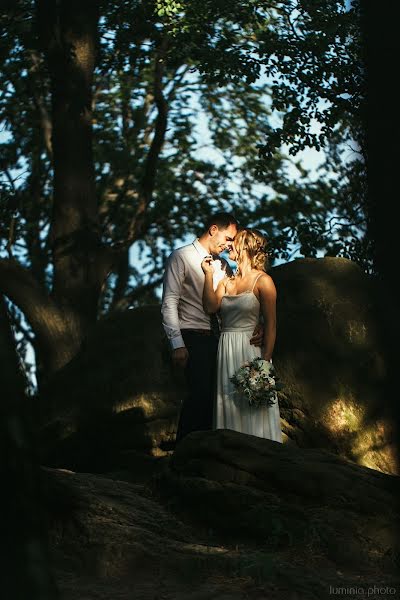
251, 272, 263, 292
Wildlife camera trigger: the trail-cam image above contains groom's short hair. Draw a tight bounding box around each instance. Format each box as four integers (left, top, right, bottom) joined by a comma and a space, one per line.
202, 212, 239, 232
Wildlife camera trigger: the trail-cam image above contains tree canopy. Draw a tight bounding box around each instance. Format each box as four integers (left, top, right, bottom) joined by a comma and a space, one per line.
0, 0, 364, 385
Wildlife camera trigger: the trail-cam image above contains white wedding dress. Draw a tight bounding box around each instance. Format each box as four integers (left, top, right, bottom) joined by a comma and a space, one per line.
214, 275, 283, 442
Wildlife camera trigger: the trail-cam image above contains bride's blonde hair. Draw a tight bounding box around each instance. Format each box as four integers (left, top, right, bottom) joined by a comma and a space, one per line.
234, 229, 269, 273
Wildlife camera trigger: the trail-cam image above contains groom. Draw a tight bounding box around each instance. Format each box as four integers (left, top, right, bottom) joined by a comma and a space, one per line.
161, 212, 261, 443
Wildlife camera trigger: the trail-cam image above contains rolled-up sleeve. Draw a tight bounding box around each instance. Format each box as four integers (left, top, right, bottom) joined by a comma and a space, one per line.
161, 252, 186, 349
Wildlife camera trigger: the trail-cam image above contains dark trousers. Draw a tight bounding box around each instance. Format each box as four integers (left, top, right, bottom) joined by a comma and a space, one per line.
175, 331, 218, 444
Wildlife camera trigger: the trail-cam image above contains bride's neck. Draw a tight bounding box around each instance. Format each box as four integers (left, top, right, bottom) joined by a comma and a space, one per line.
236, 255, 252, 276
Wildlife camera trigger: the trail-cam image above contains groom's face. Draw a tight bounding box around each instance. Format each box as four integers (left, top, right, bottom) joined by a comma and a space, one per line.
209, 223, 237, 255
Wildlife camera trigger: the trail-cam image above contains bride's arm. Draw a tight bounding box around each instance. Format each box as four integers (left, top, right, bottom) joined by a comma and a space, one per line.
258, 274, 277, 361
201, 257, 227, 313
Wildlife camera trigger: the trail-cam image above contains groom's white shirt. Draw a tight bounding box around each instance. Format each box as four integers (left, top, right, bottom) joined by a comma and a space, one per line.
161, 238, 227, 350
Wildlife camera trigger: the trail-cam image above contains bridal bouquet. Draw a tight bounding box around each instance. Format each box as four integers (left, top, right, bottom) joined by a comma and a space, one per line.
230, 357, 281, 408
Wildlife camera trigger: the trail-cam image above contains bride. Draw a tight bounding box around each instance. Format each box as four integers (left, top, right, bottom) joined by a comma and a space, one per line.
201, 228, 282, 442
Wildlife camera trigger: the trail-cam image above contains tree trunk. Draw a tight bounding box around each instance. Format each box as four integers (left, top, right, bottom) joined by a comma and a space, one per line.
36, 0, 111, 343
0, 2, 115, 380
362, 4, 400, 465
0, 296, 57, 599
0, 259, 83, 376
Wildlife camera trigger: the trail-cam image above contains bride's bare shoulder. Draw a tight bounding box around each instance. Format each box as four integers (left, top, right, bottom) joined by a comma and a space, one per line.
217, 275, 231, 291
256, 271, 276, 292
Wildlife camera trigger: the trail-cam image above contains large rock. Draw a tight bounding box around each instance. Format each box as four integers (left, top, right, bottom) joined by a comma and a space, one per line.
39, 305, 184, 471
39, 257, 397, 475
155, 430, 400, 576
271, 257, 396, 474
46, 431, 400, 599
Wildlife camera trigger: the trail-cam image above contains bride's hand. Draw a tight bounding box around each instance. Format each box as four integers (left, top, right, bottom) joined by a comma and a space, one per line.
201, 256, 214, 274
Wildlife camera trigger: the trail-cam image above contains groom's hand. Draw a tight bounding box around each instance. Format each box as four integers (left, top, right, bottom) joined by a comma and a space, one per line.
250, 323, 264, 347
172, 347, 189, 369
201, 256, 214, 274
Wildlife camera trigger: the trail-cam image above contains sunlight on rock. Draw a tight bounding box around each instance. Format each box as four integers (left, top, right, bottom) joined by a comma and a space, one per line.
113, 394, 165, 417
323, 397, 397, 475
150, 447, 171, 457
182, 544, 230, 555
347, 320, 367, 346
350, 421, 397, 475
323, 396, 363, 434
147, 424, 177, 455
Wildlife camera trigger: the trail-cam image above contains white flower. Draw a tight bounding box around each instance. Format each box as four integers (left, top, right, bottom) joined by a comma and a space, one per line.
257, 359, 273, 375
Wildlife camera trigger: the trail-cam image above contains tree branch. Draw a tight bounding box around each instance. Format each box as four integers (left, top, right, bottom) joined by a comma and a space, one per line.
110, 276, 163, 312
0, 258, 81, 373
125, 37, 169, 244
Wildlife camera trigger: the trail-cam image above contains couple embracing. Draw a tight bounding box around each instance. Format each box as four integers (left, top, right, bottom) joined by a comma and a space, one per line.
161, 212, 282, 445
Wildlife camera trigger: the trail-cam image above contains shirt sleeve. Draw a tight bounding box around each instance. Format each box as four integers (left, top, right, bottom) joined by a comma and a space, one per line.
161, 251, 186, 350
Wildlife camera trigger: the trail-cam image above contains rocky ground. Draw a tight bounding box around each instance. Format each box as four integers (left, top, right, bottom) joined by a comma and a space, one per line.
46, 430, 400, 600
